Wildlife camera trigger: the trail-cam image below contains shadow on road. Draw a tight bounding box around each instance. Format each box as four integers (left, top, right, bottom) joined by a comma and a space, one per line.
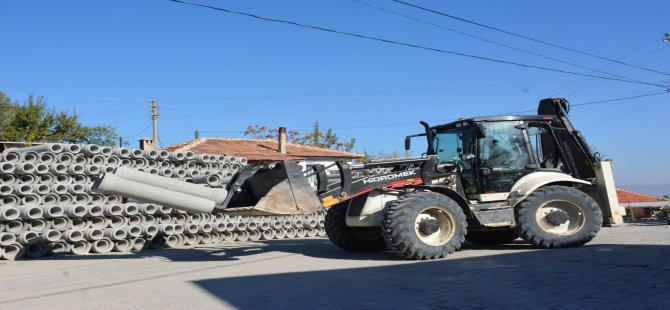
191, 243, 670, 309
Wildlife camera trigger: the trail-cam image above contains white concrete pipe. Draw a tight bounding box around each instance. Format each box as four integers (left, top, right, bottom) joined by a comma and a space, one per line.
200, 223, 213, 234
103, 204, 124, 216
127, 215, 143, 226
18, 174, 37, 185
138, 203, 157, 215
35, 164, 49, 174
111, 148, 130, 158
81, 144, 101, 156
100, 146, 112, 156
173, 224, 185, 235
41, 193, 58, 205
69, 240, 91, 255
63, 230, 85, 242
57, 194, 74, 205
107, 215, 127, 229
47, 241, 70, 257
50, 184, 68, 194
12, 184, 33, 195
234, 231, 250, 242
19, 151, 39, 163
2, 151, 21, 163
67, 164, 85, 174
184, 234, 199, 246
56, 153, 74, 164
142, 225, 158, 237
18, 231, 40, 244
274, 228, 286, 239
123, 203, 139, 216
91, 238, 114, 254
19, 206, 43, 220
41, 229, 62, 243
62, 205, 87, 218
39, 173, 55, 185
11, 143, 63, 154
21, 194, 41, 206
50, 217, 71, 231
132, 238, 147, 251
185, 224, 199, 234
28, 219, 50, 232
165, 234, 182, 248
126, 226, 142, 238
34, 184, 51, 195
0, 233, 17, 246
285, 228, 297, 239
87, 217, 109, 229
144, 214, 157, 225
103, 228, 127, 241
0, 207, 20, 221
1, 174, 16, 184
168, 152, 186, 161
159, 224, 176, 235
221, 231, 235, 242
71, 217, 88, 230
0, 162, 16, 174
73, 155, 88, 165
93, 173, 216, 213
260, 229, 274, 240
73, 194, 91, 205
90, 194, 105, 205
1, 243, 25, 260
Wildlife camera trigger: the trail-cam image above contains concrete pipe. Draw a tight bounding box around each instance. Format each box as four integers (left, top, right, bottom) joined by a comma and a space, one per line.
174, 169, 187, 178
12, 184, 33, 195
194, 154, 210, 163
67, 184, 86, 195
0, 184, 13, 196
146, 159, 159, 169
127, 148, 143, 159
185, 223, 199, 234
157, 214, 172, 224
234, 231, 250, 242
0, 233, 17, 246
63, 230, 85, 242
105, 195, 122, 204
200, 223, 213, 234
18, 174, 37, 185
165, 234, 183, 248
25, 241, 49, 258
123, 203, 139, 216
87, 217, 109, 229
132, 158, 148, 168
19, 151, 39, 163
274, 228, 287, 239
67, 164, 85, 175
90, 194, 105, 205
142, 225, 159, 237
185, 162, 197, 170
103, 166, 116, 173
62, 205, 87, 218
1, 174, 16, 184
238, 158, 248, 166
56, 153, 74, 164
183, 151, 195, 160
168, 152, 186, 161
149, 236, 166, 249
2, 151, 21, 163
105, 155, 120, 167
21, 194, 41, 206
235, 222, 248, 232
57, 194, 74, 205
55, 174, 70, 184
260, 229, 274, 240
143, 214, 157, 225
126, 215, 142, 227
224, 222, 236, 232
1, 243, 25, 260
98, 146, 112, 156
200, 233, 214, 244
159, 161, 171, 169
103, 228, 127, 241
71, 174, 88, 184
70, 240, 92, 255
159, 224, 176, 235
282, 220, 293, 229
143, 149, 159, 159
103, 204, 124, 216
0, 195, 21, 207
0, 206, 20, 221
73, 194, 91, 205
248, 230, 261, 242
173, 224, 185, 235
213, 213, 226, 222
86, 205, 104, 217
184, 234, 199, 246
19, 206, 43, 220
112, 147, 130, 158
40, 173, 55, 186
50, 217, 71, 231
259, 222, 271, 231
41, 229, 62, 243
132, 237, 147, 251
91, 238, 114, 254
120, 158, 132, 167
124, 226, 141, 238
138, 203, 157, 215
272, 221, 283, 230
73, 155, 87, 165
221, 231, 235, 242
50, 184, 68, 194
285, 228, 297, 239
0, 163, 16, 174
316, 227, 326, 236
213, 222, 226, 232
33, 184, 51, 196
85, 165, 101, 175
93, 173, 216, 214
172, 213, 188, 224
295, 228, 307, 238
28, 219, 50, 232
71, 217, 88, 230
247, 222, 258, 231
209, 232, 222, 243
17, 231, 40, 244
160, 169, 173, 178
81, 144, 101, 156
107, 216, 127, 228
47, 241, 70, 257
34, 163, 49, 174
189, 213, 203, 224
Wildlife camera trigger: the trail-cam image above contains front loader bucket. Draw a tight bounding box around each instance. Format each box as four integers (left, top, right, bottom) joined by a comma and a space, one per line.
222, 161, 324, 216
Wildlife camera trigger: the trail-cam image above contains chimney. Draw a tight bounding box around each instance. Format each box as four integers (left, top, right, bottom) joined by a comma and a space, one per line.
139, 138, 156, 150
278, 127, 287, 154
195, 130, 200, 139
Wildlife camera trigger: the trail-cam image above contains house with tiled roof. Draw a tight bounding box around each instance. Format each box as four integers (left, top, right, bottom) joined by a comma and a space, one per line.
164, 137, 364, 164
617, 189, 670, 221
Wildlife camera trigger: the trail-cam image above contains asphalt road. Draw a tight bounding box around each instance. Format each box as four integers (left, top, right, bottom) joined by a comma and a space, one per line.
1, 223, 668, 309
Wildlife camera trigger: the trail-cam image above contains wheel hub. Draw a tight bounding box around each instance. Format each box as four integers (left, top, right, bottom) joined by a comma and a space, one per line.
545, 209, 570, 226
418, 219, 440, 235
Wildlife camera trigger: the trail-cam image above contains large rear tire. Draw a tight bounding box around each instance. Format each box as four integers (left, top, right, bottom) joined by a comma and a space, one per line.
515, 185, 602, 248
465, 229, 518, 245
382, 191, 467, 260
324, 202, 387, 252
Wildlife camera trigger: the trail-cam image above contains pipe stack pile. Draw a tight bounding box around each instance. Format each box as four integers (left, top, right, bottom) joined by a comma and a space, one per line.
0, 143, 326, 260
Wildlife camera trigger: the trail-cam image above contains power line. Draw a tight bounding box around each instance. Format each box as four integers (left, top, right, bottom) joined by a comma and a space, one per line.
351, 0, 650, 85
169, 0, 668, 88
501, 91, 670, 115
121, 123, 152, 139
391, 0, 670, 77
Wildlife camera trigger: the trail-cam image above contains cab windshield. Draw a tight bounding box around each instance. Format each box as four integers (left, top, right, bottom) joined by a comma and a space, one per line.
432, 126, 474, 164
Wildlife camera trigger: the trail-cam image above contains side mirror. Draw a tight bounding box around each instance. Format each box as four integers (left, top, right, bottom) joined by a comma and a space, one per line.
404, 136, 411, 151
461, 153, 476, 161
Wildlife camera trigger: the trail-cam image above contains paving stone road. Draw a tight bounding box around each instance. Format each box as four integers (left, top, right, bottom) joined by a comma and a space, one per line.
1, 223, 668, 309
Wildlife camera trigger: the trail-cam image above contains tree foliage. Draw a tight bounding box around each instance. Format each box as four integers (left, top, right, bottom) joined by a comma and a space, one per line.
0, 91, 119, 146
244, 122, 356, 152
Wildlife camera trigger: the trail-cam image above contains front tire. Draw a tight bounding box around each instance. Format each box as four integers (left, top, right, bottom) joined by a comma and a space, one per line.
325, 201, 387, 252
382, 191, 467, 260
515, 185, 602, 248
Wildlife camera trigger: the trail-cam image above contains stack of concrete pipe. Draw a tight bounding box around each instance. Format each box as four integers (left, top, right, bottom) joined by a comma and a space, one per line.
0, 143, 326, 260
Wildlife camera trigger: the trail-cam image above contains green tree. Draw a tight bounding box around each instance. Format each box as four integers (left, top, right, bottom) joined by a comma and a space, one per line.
244, 122, 356, 152
0, 91, 119, 146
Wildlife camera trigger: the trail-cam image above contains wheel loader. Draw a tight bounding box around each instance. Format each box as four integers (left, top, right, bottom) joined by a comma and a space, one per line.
93, 98, 621, 260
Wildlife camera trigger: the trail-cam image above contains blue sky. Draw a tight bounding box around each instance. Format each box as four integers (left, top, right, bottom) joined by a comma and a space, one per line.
1, 0, 668, 195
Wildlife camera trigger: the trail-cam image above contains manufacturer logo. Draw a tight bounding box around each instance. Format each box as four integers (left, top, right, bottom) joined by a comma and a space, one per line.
362, 171, 415, 185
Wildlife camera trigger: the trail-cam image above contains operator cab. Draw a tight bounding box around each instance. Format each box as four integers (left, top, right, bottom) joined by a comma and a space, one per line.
408, 115, 574, 201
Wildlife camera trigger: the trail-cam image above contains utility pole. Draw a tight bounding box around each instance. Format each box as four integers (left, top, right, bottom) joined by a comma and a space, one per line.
664, 32, 670, 42
149, 99, 159, 147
